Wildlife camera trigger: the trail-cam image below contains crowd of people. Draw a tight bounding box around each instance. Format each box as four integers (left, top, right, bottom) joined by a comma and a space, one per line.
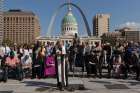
0, 38, 140, 90
84, 41, 140, 79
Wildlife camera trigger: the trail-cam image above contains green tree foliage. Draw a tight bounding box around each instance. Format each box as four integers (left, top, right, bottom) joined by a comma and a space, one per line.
101, 34, 116, 46
3, 38, 14, 47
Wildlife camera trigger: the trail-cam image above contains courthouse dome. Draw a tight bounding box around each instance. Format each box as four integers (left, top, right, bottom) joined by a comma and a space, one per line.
61, 9, 78, 36
62, 11, 77, 25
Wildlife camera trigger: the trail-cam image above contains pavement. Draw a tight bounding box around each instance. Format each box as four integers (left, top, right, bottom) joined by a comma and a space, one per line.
1, 76, 140, 93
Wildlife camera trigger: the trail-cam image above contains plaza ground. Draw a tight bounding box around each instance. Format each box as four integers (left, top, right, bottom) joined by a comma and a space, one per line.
1, 76, 140, 93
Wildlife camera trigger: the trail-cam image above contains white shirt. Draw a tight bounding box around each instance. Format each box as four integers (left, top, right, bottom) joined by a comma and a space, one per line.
21, 49, 32, 65
20, 48, 23, 54
0, 46, 5, 57
5, 46, 11, 55
23, 49, 30, 56
0, 46, 11, 57
29, 49, 32, 54
62, 45, 66, 55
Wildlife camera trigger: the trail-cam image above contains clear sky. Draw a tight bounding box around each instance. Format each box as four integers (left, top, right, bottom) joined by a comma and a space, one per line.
4, 0, 140, 36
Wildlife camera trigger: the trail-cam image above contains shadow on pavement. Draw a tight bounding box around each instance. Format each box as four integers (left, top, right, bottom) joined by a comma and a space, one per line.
21, 81, 58, 92
104, 84, 130, 89
89, 80, 112, 84
21, 80, 89, 92
126, 81, 140, 86
21, 81, 56, 87
0, 91, 13, 93
117, 80, 140, 86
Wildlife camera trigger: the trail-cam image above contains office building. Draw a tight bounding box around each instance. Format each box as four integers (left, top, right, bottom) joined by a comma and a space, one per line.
3, 9, 40, 45
93, 14, 110, 37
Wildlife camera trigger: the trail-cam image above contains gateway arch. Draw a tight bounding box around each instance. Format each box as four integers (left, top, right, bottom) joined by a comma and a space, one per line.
47, 3, 91, 36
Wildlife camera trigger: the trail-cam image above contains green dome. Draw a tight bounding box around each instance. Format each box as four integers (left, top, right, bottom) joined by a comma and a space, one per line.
62, 11, 77, 25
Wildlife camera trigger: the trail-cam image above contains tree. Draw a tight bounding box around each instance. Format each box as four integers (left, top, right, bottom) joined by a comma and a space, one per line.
101, 34, 117, 46
3, 38, 14, 47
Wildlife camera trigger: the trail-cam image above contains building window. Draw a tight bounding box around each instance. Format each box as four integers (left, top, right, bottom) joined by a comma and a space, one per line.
4, 17, 6, 21
28, 17, 30, 22
7, 17, 9, 21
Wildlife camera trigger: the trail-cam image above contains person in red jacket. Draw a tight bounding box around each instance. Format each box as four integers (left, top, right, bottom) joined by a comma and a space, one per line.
3, 50, 23, 82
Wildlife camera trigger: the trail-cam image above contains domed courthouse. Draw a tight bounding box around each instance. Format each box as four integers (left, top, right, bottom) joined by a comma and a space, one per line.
61, 7, 78, 36
36, 3, 101, 45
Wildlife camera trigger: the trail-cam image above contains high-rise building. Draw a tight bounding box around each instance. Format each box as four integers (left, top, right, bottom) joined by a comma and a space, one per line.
3, 9, 40, 45
0, 0, 4, 45
93, 14, 110, 37
0, 11, 3, 45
